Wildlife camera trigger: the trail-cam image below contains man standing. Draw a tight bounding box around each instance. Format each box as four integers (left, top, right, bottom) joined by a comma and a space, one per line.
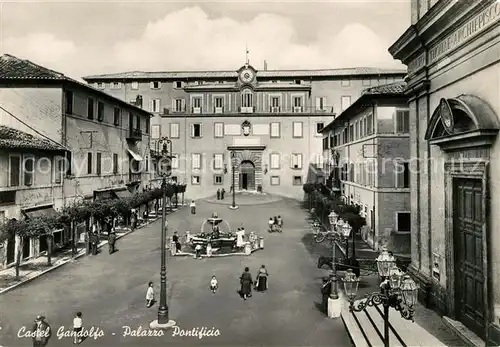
216, 189, 221, 200
221, 188, 225, 200
321, 275, 332, 314
108, 230, 116, 254
91, 231, 98, 255
190, 200, 196, 215
32, 315, 51, 347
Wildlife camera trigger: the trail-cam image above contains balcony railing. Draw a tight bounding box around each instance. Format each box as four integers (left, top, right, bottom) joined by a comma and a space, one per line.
160, 105, 336, 115
126, 128, 142, 141
128, 172, 142, 182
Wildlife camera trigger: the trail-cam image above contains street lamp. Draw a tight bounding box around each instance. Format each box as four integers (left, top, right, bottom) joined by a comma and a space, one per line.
229, 151, 239, 210
150, 136, 176, 330
342, 248, 418, 347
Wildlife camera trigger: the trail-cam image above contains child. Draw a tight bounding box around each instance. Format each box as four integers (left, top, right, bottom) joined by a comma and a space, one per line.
210, 276, 218, 293
146, 282, 154, 308
73, 311, 83, 344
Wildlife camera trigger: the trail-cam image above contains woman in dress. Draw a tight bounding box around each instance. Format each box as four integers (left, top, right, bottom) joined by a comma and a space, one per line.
255, 265, 269, 292
236, 228, 245, 249
239, 267, 253, 300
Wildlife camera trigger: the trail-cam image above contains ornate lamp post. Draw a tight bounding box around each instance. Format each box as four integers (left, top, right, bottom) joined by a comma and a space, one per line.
229, 151, 239, 210
150, 136, 176, 330
342, 248, 418, 347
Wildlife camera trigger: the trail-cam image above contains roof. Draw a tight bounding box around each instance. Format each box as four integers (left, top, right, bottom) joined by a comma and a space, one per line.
322, 81, 408, 132
0, 54, 151, 116
82, 67, 407, 80
0, 126, 67, 151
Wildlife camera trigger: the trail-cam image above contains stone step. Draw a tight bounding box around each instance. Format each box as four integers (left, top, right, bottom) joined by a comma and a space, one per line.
341, 301, 382, 347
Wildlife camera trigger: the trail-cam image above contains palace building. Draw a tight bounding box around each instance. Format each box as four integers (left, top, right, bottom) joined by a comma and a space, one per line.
389, 0, 500, 344
84, 62, 405, 199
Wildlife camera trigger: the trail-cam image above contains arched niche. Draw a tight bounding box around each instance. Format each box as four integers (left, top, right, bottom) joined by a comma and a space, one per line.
240, 87, 254, 109
424, 94, 499, 151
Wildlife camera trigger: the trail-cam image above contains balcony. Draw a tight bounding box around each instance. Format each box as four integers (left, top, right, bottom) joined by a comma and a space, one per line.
240, 106, 254, 113
126, 128, 142, 142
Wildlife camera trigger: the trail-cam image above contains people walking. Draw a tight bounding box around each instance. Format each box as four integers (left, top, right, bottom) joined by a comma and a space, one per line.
277, 215, 283, 231
108, 229, 117, 254
146, 282, 155, 308
221, 188, 225, 200
210, 275, 218, 293
321, 275, 333, 314
255, 265, 269, 292
90, 231, 98, 255
239, 267, 253, 300
190, 200, 196, 214
195, 244, 202, 259
268, 217, 274, 232
72, 311, 83, 344
32, 315, 51, 347
216, 189, 221, 200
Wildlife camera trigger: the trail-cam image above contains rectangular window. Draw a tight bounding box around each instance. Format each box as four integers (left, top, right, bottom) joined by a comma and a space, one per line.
151, 99, 161, 113
270, 176, 280, 185
191, 124, 202, 138
293, 96, 302, 107
171, 154, 179, 169
192, 97, 202, 108
292, 122, 303, 138
292, 176, 302, 186
191, 175, 201, 185
349, 125, 354, 141
170, 123, 180, 138
96, 153, 102, 175
23, 156, 34, 186
173, 99, 185, 112
341, 96, 351, 111
396, 110, 410, 133
396, 212, 411, 232
150, 81, 161, 89
270, 96, 280, 108
213, 154, 224, 170
65, 90, 73, 114
87, 153, 92, 174
315, 97, 326, 111
87, 98, 94, 120
214, 174, 223, 185
341, 79, 350, 87
270, 122, 280, 138
110, 82, 122, 89
316, 122, 324, 134
97, 101, 104, 121
131, 81, 139, 90
113, 107, 120, 125
151, 124, 160, 139
54, 157, 64, 184
367, 114, 373, 135
395, 162, 410, 188
135, 115, 141, 130
291, 153, 303, 169
94, 82, 105, 89
214, 122, 224, 138
192, 153, 201, 170
145, 117, 150, 134
174, 81, 183, 89
294, 79, 301, 85
270, 153, 280, 169
9, 155, 20, 187
113, 154, 118, 174
214, 97, 224, 108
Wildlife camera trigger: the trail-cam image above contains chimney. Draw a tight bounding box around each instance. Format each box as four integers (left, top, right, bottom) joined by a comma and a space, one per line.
264, 60, 268, 71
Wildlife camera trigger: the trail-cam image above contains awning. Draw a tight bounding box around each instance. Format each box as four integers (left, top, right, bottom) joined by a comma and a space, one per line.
94, 190, 116, 200
22, 205, 57, 219
127, 149, 143, 161
114, 189, 133, 199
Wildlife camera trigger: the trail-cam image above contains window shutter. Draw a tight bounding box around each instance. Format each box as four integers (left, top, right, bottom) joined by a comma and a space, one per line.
298, 154, 302, 168
181, 99, 186, 111
171, 99, 176, 111
315, 97, 320, 110
190, 124, 194, 137
157, 82, 162, 89
199, 124, 203, 137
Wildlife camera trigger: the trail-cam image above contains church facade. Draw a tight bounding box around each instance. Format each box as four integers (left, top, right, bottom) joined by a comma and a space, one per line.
84, 63, 405, 200
389, 0, 500, 344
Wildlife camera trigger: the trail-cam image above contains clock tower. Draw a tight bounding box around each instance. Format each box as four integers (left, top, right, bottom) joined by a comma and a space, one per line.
237, 64, 257, 86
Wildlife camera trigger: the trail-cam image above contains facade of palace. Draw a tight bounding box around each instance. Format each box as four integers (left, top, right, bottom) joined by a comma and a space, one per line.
83, 63, 406, 200
320, 81, 411, 256
389, 0, 500, 344
0, 54, 152, 268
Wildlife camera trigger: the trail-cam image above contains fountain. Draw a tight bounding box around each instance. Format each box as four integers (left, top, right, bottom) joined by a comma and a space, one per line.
189, 213, 238, 253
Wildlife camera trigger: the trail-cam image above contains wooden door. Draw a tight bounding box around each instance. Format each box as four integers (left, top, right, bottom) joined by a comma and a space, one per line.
453, 178, 485, 338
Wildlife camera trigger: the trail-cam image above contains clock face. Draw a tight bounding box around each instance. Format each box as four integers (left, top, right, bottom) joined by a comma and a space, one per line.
240, 69, 254, 83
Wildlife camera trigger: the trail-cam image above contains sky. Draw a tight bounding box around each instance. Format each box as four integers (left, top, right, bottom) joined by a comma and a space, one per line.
0, 0, 410, 80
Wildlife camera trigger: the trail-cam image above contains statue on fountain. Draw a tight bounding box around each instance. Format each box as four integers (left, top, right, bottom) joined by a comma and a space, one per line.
189, 212, 237, 253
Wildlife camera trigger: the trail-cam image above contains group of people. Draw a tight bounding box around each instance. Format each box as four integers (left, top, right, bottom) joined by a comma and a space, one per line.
216, 188, 226, 200
268, 216, 283, 232
30, 311, 84, 346
239, 265, 269, 300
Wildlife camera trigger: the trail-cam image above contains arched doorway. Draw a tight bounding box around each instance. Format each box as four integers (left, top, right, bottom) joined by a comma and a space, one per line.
239, 160, 255, 191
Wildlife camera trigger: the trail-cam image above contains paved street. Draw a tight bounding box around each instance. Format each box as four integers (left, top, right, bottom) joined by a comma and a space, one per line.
0, 196, 351, 347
